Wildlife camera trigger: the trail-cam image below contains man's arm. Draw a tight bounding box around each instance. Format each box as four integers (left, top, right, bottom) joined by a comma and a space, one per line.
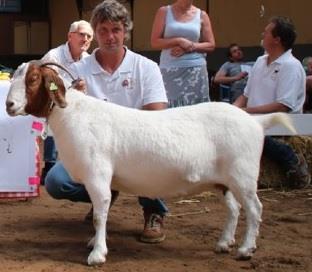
214, 69, 248, 85
142, 102, 167, 111
233, 94, 290, 113
306, 75, 312, 92
233, 94, 248, 108
244, 102, 290, 114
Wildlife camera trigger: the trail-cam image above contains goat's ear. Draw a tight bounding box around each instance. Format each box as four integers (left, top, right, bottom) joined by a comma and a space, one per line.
41, 68, 67, 108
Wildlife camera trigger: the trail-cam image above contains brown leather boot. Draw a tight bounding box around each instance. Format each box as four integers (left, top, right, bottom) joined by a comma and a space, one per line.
139, 213, 166, 243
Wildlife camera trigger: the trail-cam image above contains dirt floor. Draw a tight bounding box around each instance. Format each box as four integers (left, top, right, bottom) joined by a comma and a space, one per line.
0, 186, 311, 272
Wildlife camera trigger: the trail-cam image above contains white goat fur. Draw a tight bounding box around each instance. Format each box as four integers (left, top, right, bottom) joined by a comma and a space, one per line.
6, 62, 296, 266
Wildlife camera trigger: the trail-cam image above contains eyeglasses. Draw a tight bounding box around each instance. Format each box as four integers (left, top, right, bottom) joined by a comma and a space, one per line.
73, 32, 93, 40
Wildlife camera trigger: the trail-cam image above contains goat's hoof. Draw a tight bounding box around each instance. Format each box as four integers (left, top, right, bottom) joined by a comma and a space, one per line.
236, 247, 256, 260
87, 250, 106, 266
87, 237, 95, 249
215, 240, 235, 253
215, 243, 231, 254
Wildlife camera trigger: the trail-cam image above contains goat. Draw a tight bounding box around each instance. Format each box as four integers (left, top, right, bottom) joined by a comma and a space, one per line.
6, 61, 295, 266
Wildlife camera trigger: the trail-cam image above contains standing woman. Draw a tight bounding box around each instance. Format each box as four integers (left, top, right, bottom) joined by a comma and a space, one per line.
151, 0, 215, 107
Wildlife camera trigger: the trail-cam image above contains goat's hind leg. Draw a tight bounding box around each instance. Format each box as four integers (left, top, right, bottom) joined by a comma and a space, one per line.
216, 190, 241, 253
85, 178, 112, 266
236, 190, 262, 260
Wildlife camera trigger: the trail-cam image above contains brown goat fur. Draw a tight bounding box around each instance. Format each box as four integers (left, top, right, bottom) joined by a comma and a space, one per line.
24, 62, 67, 118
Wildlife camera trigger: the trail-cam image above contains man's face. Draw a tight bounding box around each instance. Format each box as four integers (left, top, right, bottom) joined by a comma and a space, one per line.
262, 22, 279, 51
68, 25, 93, 53
95, 20, 126, 52
229, 46, 244, 62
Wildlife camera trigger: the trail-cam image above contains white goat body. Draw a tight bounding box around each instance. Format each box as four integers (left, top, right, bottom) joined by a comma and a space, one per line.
52, 91, 262, 197
6, 62, 295, 266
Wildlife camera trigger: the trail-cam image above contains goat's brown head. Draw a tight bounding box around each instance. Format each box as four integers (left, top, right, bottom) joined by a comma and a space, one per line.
6, 60, 67, 118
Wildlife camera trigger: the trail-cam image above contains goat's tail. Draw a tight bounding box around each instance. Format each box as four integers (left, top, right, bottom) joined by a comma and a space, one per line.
254, 113, 296, 134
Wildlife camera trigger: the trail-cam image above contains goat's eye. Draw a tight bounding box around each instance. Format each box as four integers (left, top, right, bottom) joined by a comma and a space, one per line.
30, 74, 39, 82
27, 73, 39, 84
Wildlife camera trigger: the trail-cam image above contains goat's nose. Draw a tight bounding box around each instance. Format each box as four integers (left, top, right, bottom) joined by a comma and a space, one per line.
6, 100, 14, 109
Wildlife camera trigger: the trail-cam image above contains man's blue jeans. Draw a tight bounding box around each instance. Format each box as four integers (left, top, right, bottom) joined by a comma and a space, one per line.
41, 136, 58, 184
263, 136, 298, 170
45, 161, 168, 216
44, 136, 58, 163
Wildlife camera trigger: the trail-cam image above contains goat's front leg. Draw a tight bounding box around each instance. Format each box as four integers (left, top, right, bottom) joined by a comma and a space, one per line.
85, 175, 112, 266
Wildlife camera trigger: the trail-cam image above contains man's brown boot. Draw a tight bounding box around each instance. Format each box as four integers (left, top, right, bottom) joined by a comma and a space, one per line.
139, 213, 166, 243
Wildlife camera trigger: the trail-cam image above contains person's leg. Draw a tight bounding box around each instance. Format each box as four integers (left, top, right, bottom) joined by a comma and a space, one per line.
304, 76, 312, 112
45, 161, 91, 202
263, 136, 298, 168
138, 197, 168, 216
263, 136, 310, 188
44, 136, 58, 162
138, 197, 168, 243
45, 161, 120, 222
41, 136, 58, 184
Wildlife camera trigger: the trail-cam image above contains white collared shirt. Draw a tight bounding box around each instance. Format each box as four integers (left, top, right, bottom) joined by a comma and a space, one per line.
42, 42, 89, 70
244, 49, 306, 113
70, 48, 168, 109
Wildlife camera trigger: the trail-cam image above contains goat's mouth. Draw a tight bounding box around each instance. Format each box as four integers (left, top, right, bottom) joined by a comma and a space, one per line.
6, 106, 27, 116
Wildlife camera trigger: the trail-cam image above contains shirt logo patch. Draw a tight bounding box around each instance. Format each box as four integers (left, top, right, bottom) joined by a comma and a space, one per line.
271, 69, 279, 80
122, 79, 129, 87
121, 77, 135, 89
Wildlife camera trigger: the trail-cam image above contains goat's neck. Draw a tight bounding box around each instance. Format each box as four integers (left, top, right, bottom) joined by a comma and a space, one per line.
47, 107, 67, 137
39, 101, 55, 139
46, 92, 77, 133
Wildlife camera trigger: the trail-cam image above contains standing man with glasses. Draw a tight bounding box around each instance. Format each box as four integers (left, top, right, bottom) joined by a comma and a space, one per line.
41, 20, 94, 183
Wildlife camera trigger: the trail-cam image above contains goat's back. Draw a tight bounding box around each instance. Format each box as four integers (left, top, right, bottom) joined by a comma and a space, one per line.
51, 92, 263, 154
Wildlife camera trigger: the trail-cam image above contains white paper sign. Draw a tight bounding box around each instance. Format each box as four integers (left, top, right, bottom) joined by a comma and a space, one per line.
0, 80, 40, 192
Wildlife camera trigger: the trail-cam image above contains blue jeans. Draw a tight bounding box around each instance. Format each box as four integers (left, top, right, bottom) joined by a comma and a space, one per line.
263, 136, 298, 170
45, 161, 168, 216
41, 136, 58, 184
44, 136, 58, 162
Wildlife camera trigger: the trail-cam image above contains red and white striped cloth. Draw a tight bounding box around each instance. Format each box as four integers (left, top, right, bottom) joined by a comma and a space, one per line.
0, 138, 41, 199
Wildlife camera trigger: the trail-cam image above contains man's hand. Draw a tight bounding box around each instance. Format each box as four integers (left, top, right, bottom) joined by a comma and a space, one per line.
170, 46, 185, 57
72, 78, 87, 93
235, 72, 248, 81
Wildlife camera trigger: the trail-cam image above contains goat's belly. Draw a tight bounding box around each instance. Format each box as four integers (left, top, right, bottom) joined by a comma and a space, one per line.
111, 171, 214, 198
